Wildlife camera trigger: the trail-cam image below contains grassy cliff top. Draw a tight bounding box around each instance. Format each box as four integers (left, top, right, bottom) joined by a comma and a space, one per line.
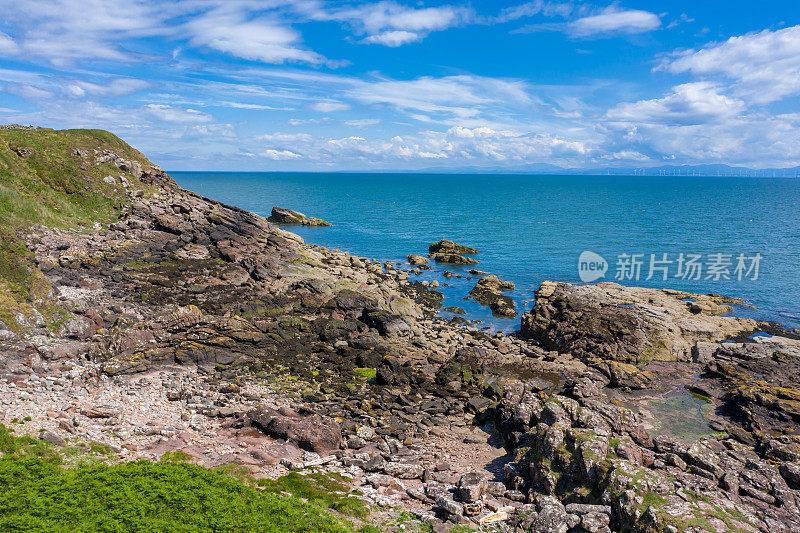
0, 126, 160, 331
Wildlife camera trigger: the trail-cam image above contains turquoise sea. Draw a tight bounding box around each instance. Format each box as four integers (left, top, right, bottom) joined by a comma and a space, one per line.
172, 172, 800, 333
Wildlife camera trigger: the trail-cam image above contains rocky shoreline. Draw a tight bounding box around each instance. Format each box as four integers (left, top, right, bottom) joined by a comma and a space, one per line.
2, 128, 800, 532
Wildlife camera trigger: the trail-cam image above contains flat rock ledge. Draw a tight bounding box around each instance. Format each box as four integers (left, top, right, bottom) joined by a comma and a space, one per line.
521, 281, 756, 363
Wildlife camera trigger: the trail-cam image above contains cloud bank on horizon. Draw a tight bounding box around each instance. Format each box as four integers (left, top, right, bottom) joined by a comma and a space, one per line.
0, 0, 798, 171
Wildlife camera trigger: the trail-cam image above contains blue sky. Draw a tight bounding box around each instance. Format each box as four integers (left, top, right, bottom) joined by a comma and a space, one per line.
0, 1, 799, 171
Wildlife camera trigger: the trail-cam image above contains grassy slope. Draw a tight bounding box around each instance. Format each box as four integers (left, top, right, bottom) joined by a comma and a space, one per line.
0, 425, 367, 533
0, 127, 154, 331
0, 129, 379, 532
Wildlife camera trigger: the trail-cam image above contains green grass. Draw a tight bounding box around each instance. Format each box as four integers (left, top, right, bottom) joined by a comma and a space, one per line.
353, 367, 377, 380
0, 457, 363, 533
0, 424, 61, 464
0, 424, 372, 532
258, 471, 370, 519
0, 127, 159, 331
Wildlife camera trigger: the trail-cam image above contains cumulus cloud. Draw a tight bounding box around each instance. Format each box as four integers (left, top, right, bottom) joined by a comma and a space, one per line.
264, 148, 302, 160
569, 8, 660, 37
600, 112, 800, 167
245, 125, 590, 167
606, 82, 745, 125
662, 25, 800, 104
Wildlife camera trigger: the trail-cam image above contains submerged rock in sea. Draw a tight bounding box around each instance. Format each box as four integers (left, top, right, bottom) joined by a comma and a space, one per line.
520, 280, 756, 363
407, 254, 429, 265
268, 206, 331, 226
469, 275, 516, 318
430, 253, 479, 265
304, 217, 332, 227
429, 239, 478, 255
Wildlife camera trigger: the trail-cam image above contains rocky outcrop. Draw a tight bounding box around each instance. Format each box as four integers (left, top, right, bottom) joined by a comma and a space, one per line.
430, 253, 479, 265
429, 239, 478, 255
521, 281, 756, 363
406, 254, 429, 265
692, 335, 800, 437
469, 275, 517, 318
268, 206, 332, 226
494, 384, 800, 532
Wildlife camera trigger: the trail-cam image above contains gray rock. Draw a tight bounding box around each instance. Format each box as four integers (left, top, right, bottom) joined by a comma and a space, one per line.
534, 496, 568, 533
436, 495, 463, 517
268, 207, 306, 223
455, 471, 488, 503
39, 430, 67, 447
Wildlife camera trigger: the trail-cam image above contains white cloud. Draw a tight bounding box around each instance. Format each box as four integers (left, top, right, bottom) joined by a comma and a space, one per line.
10, 84, 53, 100
0, 31, 18, 54
350, 75, 530, 120
607, 150, 650, 161
257, 132, 313, 142
186, 7, 325, 65
0, 0, 163, 65
600, 112, 800, 167
288, 117, 330, 125
245, 125, 589, 167
322, 1, 472, 47
345, 118, 381, 127
361, 30, 420, 47
606, 82, 745, 125
335, 2, 470, 33
311, 101, 351, 112
184, 123, 236, 138
143, 104, 213, 124
66, 78, 149, 97
264, 148, 302, 160
495, 1, 576, 23
0, 1, 330, 66
663, 25, 800, 104
218, 101, 284, 110
569, 8, 660, 37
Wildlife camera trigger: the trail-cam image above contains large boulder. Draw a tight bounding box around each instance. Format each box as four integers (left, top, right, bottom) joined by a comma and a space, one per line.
429, 239, 478, 255
268, 207, 306, 223
248, 405, 341, 455
469, 275, 516, 318
268, 207, 332, 226
520, 281, 756, 363
406, 254, 429, 265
